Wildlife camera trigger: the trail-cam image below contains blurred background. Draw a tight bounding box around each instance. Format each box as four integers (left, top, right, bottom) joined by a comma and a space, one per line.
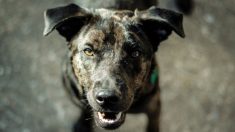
0, 0, 235, 132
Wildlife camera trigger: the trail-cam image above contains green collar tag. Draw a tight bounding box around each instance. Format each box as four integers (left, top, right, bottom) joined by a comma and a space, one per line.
150, 69, 158, 85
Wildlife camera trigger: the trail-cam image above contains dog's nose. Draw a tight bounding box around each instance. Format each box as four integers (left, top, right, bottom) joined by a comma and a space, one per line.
95, 90, 120, 106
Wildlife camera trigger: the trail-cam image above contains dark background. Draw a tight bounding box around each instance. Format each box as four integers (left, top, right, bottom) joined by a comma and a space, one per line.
0, 0, 235, 132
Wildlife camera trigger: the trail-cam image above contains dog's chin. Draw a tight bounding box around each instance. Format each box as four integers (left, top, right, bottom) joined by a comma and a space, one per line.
94, 111, 126, 130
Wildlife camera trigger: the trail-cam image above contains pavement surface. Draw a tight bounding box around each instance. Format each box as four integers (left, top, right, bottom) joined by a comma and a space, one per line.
0, 0, 235, 132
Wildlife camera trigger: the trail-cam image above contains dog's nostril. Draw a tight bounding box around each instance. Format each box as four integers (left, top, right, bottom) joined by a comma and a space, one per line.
96, 96, 105, 104
95, 90, 120, 105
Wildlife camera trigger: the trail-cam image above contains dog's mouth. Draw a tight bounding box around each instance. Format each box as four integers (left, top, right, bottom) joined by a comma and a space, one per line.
94, 111, 125, 129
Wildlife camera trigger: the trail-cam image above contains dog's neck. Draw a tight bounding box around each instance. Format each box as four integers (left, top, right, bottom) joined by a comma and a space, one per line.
141, 58, 159, 96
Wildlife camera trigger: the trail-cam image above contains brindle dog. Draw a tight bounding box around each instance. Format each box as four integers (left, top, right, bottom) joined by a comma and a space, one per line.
43, 3, 185, 132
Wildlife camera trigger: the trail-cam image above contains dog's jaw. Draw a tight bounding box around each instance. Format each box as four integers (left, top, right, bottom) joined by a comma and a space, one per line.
94, 111, 126, 129
86, 89, 129, 129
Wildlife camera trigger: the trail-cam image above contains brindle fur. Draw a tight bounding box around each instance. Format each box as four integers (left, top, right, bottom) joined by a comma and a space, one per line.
44, 3, 185, 132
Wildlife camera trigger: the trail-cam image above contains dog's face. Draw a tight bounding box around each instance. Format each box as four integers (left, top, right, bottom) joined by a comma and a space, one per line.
71, 15, 153, 129
44, 4, 184, 129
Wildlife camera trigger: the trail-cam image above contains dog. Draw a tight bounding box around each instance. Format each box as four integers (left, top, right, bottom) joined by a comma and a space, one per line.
43, 3, 185, 132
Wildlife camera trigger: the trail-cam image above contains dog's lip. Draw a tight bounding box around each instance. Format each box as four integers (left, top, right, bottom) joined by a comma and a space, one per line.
94, 111, 125, 129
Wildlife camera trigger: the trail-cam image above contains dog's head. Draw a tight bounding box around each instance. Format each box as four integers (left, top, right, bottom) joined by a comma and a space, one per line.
44, 3, 184, 129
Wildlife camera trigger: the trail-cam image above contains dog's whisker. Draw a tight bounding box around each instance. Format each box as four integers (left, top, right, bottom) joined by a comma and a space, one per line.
85, 117, 93, 121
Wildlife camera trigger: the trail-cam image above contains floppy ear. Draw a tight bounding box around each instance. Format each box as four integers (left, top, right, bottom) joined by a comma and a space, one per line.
134, 6, 185, 51
43, 3, 92, 41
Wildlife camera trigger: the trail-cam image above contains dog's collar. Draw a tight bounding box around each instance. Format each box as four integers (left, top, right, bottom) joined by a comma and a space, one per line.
150, 68, 158, 86
135, 68, 159, 100
147, 68, 158, 89
143, 68, 159, 95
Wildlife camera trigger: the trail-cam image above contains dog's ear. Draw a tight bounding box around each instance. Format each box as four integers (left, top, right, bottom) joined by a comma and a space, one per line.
134, 6, 185, 51
43, 3, 92, 41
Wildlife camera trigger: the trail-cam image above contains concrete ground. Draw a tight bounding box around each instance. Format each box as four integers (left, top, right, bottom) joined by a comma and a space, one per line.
0, 0, 235, 132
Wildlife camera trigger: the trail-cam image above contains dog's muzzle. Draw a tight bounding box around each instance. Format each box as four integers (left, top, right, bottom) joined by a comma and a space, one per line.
93, 89, 126, 129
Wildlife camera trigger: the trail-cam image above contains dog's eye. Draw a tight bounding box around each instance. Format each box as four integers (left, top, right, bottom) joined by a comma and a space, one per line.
83, 48, 94, 56
131, 51, 140, 58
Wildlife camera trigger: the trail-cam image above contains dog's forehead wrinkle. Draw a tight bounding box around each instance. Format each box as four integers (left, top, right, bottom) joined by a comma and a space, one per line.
88, 29, 105, 42
84, 19, 129, 51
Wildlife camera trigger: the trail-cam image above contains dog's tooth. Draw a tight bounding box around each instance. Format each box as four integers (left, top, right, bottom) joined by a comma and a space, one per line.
116, 112, 122, 120
101, 112, 105, 117
98, 112, 102, 119
98, 112, 123, 124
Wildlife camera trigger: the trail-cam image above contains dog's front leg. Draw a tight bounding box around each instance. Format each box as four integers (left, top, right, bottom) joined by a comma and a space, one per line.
73, 109, 93, 132
146, 92, 161, 132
